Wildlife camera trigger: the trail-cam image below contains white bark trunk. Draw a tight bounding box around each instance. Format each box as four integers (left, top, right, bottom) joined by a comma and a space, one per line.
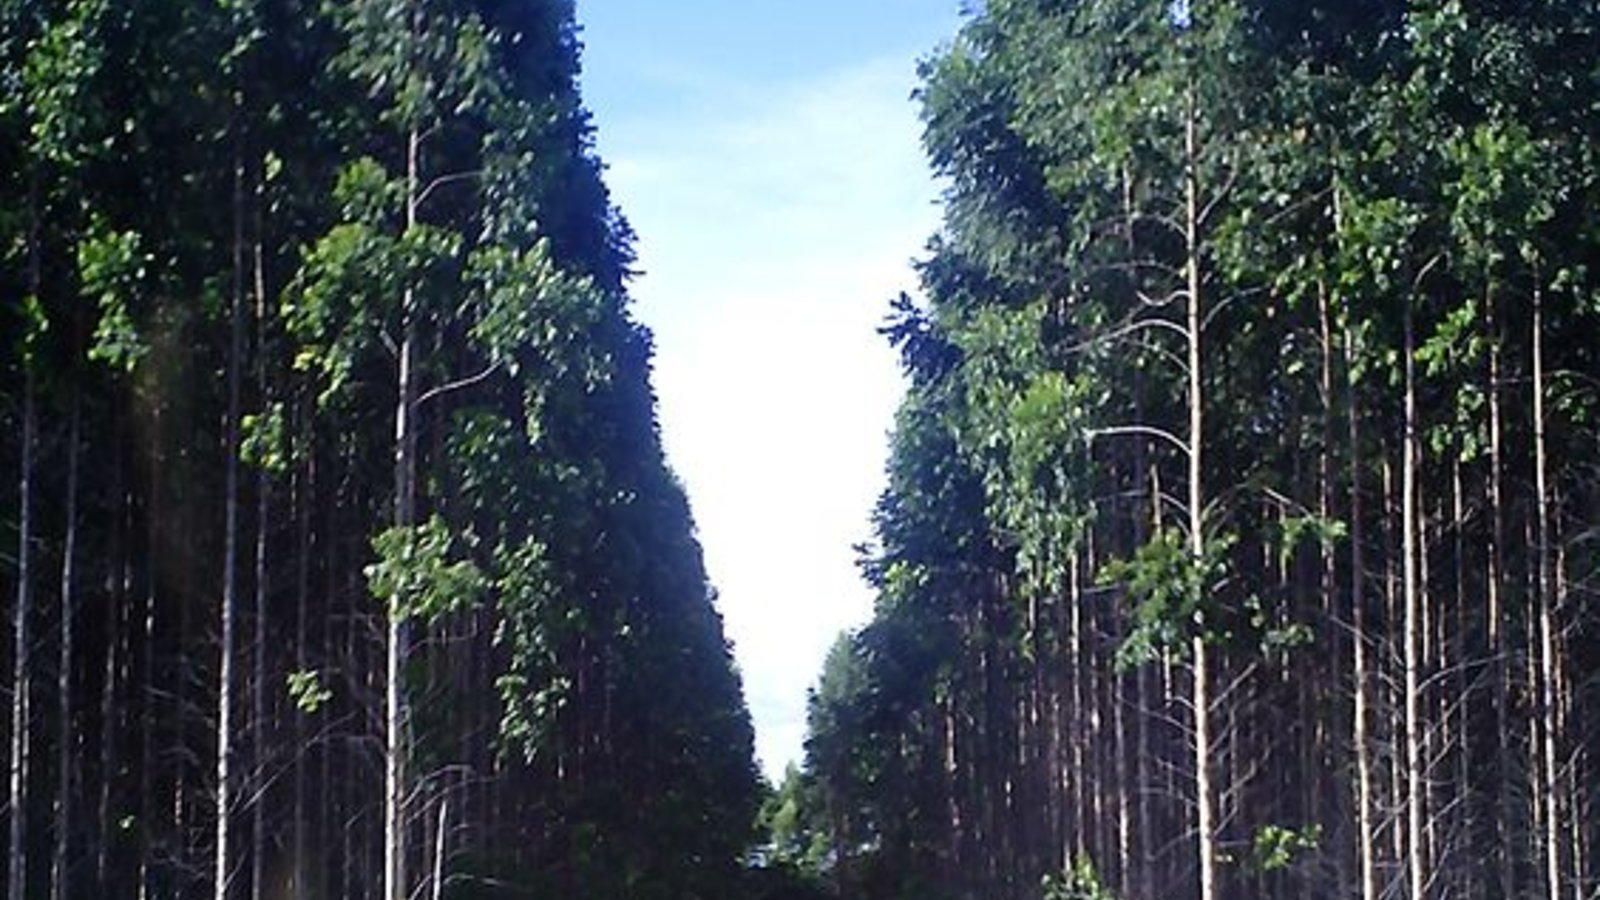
1345, 321, 1378, 900
216, 138, 247, 900
1404, 300, 1426, 900
385, 121, 422, 900
1183, 74, 1218, 900
1532, 275, 1562, 900
250, 173, 269, 900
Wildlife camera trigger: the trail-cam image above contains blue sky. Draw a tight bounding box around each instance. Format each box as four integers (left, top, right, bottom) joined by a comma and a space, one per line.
577, 2, 962, 778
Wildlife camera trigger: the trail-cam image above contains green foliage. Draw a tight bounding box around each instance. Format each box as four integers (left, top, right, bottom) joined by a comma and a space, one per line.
366, 516, 485, 623
80, 222, 149, 371
283, 221, 396, 403
1276, 514, 1347, 569
240, 402, 291, 472
286, 669, 332, 714
16, 293, 46, 361
1249, 824, 1322, 873
1042, 860, 1117, 900
22, 0, 110, 166
1102, 529, 1236, 670
331, 156, 400, 224
467, 239, 605, 384
759, 764, 831, 872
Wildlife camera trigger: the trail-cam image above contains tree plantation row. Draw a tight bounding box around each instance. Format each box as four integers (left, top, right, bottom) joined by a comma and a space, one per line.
0, 1, 765, 899
779, 2, 1600, 900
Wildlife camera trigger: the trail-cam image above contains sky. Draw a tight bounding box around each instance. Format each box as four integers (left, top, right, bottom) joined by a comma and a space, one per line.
577, 2, 963, 779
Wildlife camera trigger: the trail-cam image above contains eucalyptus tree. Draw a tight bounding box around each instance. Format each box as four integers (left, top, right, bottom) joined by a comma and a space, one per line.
288, 4, 504, 895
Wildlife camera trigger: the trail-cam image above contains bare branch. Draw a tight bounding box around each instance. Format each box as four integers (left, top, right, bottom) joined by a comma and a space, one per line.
1063, 314, 1191, 360
1089, 424, 1192, 460
414, 169, 483, 210
416, 361, 503, 409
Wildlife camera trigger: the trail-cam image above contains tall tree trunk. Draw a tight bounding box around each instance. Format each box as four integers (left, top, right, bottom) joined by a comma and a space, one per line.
1346, 329, 1377, 900
98, 404, 125, 895
292, 401, 310, 900
1404, 298, 1426, 900
11, 367, 36, 900
385, 120, 421, 900
1316, 278, 1336, 900
1531, 272, 1562, 900
250, 167, 270, 900
12, 188, 41, 900
138, 398, 160, 900
1183, 75, 1219, 900
1450, 457, 1470, 895
1485, 281, 1515, 900
1419, 469, 1439, 878
216, 137, 247, 900
429, 797, 447, 900
52, 403, 82, 900
1066, 550, 1083, 867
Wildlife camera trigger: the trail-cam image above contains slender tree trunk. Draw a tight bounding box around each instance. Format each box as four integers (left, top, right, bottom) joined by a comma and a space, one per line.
1404, 298, 1426, 900
1532, 273, 1562, 900
1451, 457, 1471, 895
1316, 278, 1336, 900
216, 134, 247, 900
944, 690, 960, 881
385, 121, 422, 900
250, 168, 270, 900
52, 403, 82, 900
1421, 470, 1441, 879
99, 404, 125, 895
1347, 378, 1379, 900
1384, 454, 1405, 874
292, 402, 310, 900
1067, 550, 1083, 867
1114, 651, 1130, 900
1485, 281, 1515, 900
430, 797, 447, 900
1183, 75, 1218, 900
12, 188, 41, 900
11, 369, 36, 900
138, 400, 159, 900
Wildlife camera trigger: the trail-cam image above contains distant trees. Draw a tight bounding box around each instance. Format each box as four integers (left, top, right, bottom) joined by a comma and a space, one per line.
0, 2, 760, 899
798, 2, 1600, 899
